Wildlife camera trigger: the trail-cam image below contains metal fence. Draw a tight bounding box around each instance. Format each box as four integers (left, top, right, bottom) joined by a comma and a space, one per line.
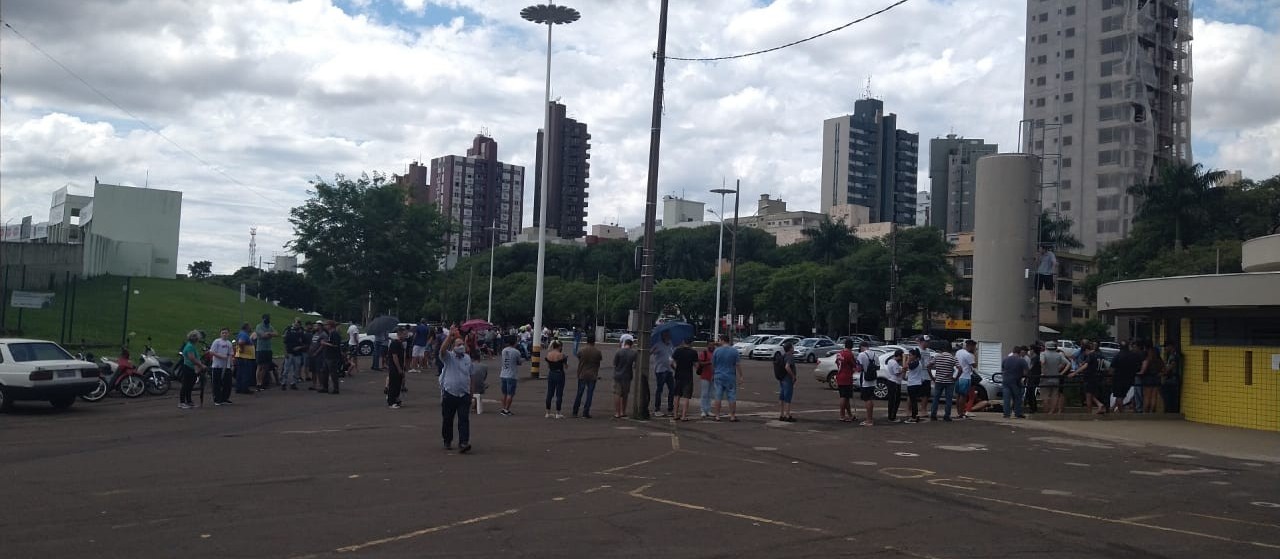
0, 265, 128, 354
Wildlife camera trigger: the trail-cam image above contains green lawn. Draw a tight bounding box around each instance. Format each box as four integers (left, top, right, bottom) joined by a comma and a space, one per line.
3, 276, 308, 356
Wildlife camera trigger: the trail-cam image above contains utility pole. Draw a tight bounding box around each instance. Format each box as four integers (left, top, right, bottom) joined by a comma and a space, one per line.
632, 0, 669, 420
466, 265, 474, 319
728, 178, 740, 342
888, 220, 899, 342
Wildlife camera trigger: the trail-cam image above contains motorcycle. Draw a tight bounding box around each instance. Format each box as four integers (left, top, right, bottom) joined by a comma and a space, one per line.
81, 351, 147, 401
138, 339, 174, 395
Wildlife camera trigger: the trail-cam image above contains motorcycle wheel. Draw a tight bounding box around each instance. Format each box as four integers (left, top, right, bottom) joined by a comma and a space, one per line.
120, 375, 146, 398
81, 378, 109, 402
145, 371, 170, 395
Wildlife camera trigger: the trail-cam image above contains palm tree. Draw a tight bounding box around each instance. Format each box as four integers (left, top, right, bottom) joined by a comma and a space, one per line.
1039, 211, 1084, 251
801, 216, 856, 264
1128, 163, 1226, 251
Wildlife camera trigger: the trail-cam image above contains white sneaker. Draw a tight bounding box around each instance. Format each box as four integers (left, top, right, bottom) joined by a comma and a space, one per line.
545, 412, 552, 418
554, 413, 564, 419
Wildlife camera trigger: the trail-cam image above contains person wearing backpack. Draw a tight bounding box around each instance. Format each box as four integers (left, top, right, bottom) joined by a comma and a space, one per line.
856, 341, 879, 426
774, 339, 798, 422
834, 339, 858, 423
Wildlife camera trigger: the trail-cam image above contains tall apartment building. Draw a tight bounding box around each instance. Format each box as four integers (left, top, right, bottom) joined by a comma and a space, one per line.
820, 98, 919, 225
1022, 0, 1192, 253
928, 135, 998, 234
428, 134, 525, 260
533, 101, 591, 239
394, 160, 430, 206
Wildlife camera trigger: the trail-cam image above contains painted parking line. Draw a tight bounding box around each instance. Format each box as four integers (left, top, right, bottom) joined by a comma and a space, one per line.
334, 508, 521, 553
626, 483, 827, 534
1184, 512, 1280, 530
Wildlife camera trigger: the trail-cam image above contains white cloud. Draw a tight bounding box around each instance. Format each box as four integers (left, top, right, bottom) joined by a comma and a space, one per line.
0, 0, 1276, 274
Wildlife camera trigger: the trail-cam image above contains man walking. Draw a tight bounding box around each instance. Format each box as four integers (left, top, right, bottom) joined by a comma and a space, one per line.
650, 330, 676, 417
210, 328, 234, 405
254, 314, 277, 390
612, 338, 638, 419
281, 318, 306, 390
711, 335, 743, 422
233, 322, 256, 395
1001, 346, 1030, 418
386, 326, 407, 409
930, 347, 960, 421
499, 336, 522, 416
775, 339, 798, 422
572, 335, 603, 418
671, 337, 699, 421
438, 327, 473, 453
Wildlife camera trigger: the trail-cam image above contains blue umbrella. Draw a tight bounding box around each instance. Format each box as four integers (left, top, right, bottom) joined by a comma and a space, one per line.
652, 321, 694, 346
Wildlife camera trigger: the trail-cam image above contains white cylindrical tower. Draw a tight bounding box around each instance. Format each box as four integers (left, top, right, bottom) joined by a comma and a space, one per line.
972, 154, 1039, 357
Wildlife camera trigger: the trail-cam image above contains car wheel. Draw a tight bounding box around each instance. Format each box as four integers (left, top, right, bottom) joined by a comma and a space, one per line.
806, 354, 817, 363
0, 388, 11, 412
120, 375, 146, 398
873, 379, 891, 400
359, 341, 373, 356
50, 396, 75, 410
826, 373, 838, 391
81, 378, 108, 402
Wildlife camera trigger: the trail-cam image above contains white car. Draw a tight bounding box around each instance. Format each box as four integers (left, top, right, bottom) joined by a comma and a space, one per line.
0, 338, 102, 411
750, 335, 802, 360
733, 334, 769, 357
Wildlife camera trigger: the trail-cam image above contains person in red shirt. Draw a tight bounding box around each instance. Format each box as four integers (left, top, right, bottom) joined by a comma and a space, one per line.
697, 341, 716, 419
834, 339, 857, 423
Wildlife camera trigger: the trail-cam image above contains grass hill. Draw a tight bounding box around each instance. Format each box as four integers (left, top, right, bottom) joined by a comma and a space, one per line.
4, 276, 314, 356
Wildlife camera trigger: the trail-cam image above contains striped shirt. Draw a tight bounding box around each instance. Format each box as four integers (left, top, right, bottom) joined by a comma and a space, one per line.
931, 353, 959, 384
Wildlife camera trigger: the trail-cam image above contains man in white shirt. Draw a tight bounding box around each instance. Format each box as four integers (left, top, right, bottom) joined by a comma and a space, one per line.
856, 342, 877, 426
954, 340, 977, 419
209, 328, 235, 405
884, 349, 905, 423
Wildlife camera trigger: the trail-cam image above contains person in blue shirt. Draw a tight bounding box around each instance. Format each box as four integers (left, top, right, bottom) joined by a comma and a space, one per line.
437, 327, 473, 453
710, 335, 743, 422
411, 319, 430, 373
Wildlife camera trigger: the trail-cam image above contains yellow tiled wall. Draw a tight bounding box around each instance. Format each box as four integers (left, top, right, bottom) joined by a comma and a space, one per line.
1177, 318, 1280, 432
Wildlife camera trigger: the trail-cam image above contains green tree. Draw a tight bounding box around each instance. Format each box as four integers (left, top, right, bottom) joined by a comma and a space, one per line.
288, 173, 449, 318
257, 270, 320, 312
1128, 163, 1227, 251
801, 216, 858, 264
1062, 319, 1110, 342
187, 260, 213, 279
1039, 211, 1083, 251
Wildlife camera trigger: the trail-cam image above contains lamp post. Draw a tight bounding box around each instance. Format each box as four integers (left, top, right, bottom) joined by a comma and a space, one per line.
521, 2, 579, 379
709, 188, 734, 341
486, 220, 498, 324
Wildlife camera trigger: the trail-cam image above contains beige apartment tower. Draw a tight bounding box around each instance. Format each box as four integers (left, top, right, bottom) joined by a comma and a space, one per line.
1022, 0, 1192, 254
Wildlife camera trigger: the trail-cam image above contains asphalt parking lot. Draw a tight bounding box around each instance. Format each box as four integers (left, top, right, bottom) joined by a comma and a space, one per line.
4, 347, 1279, 558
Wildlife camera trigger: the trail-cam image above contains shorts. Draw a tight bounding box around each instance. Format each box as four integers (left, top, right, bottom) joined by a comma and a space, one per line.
349, 344, 359, 357
860, 386, 876, 401
955, 377, 972, 397
501, 377, 518, 396
256, 350, 273, 365
675, 375, 694, 398
837, 385, 854, 399
1040, 386, 1060, 399
713, 378, 737, 402
778, 378, 794, 403
907, 384, 927, 400
412, 345, 427, 358
614, 378, 632, 397
1084, 380, 1103, 395
1112, 381, 1133, 400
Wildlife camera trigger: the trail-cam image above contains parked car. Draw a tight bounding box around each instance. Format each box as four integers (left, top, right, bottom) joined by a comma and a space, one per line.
750, 336, 802, 360
733, 334, 769, 357
793, 337, 838, 363
0, 338, 102, 411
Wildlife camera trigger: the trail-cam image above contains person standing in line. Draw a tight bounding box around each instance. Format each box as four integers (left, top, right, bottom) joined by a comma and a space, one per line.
835, 339, 857, 423
1109, 341, 1141, 414
572, 326, 583, 357
1000, 346, 1030, 418
437, 327, 473, 453
280, 319, 305, 391
543, 340, 568, 419
954, 340, 977, 419
1024, 342, 1043, 413
307, 321, 325, 390
253, 314, 277, 390
572, 335, 604, 418
318, 320, 343, 394
411, 319, 429, 373
233, 322, 256, 395
613, 338, 638, 419
1139, 340, 1164, 414
855, 341, 878, 426
916, 338, 934, 410
209, 328, 235, 406
774, 339, 798, 422
884, 349, 905, 423
1039, 341, 1070, 414
669, 337, 699, 422
386, 326, 407, 409
711, 335, 744, 422
1069, 342, 1105, 414
650, 330, 676, 417
346, 322, 361, 375
1160, 341, 1182, 414
929, 347, 959, 421
904, 348, 929, 423
696, 340, 715, 419
499, 336, 522, 416
178, 330, 206, 410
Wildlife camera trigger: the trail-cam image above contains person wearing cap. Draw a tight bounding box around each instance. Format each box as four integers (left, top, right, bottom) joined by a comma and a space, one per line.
233, 322, 256, 395
178, 330, 206, 410
1039, 341, 1070, 414
281, 318, 306, 391
254, 313, 277, 390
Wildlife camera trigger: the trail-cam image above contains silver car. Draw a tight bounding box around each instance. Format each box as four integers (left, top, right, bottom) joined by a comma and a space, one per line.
750, 336, 801, 360
792, 337, 838, 363
734, 334, 769, 357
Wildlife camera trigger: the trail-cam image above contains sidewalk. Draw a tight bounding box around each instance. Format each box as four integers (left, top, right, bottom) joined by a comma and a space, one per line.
987, 414, 1280, 464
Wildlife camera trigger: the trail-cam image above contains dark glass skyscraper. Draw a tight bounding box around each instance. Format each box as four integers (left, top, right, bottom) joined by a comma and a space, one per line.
533, 101, 591, 239
820, 98, 919, 225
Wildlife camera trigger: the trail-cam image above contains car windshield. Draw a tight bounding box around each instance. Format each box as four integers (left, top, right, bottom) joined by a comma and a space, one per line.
6, 342, 73, 362
799, 339, 818, 347
763, 337, 784, 345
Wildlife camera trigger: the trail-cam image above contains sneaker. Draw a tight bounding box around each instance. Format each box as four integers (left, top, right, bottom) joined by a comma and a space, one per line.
859, 420, 873, 426
554, 413, 564, 419
281, 385, 287, 391
223, 400, 234, 405
904, 418, 918, 424
459, 443, 472, 454
214, 402, 224, 406
545, 412, 552, 418
929, 415, 938, 421
178, 403, 192, 409
443, 442, 453, 450
583, 414, 592, 419
943, 416, 953, 422
500, 409, 511, 416
1003, 414, 1012, 419
1015, 414, 1027, 419
290, 384, 299, 390
391, 403, 401, 409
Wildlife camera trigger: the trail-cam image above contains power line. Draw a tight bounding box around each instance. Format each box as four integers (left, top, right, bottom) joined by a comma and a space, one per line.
0, 19, 285, 208
665, 0, 912, 62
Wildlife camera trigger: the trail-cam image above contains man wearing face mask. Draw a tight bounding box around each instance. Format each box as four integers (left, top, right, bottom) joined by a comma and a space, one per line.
438, 327, 473, 453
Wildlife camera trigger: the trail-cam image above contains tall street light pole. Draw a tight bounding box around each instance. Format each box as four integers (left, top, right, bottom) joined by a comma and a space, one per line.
728, 179, 740, 342
521, 2, 579, 379
633, 0, 669, 420
710, 187, 734, 342
487, 219, 498, 324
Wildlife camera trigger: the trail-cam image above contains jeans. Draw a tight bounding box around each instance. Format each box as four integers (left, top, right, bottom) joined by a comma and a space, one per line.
886, 383, 902, 420
178, 367, 196, 405
372, 341, 383, 370
441, 391, 470, 446
234, 358, 255, 392
713, 377, 737, 402
281, 354, 303, 386
211, 367, 233, 403
387, 371, 404, 406
572, 379, 597, 416
699, 378, 713, 415
1160, 380, 1181, 413
1024, 378, 1040, 413
319, 358, 341, 393
545, 371, 566, 411
930, 382, 955, 419
1002, 379, 1024, 417
654, 370, 675, 412
778, 378, 795, 403
1131, 378, 1145, 410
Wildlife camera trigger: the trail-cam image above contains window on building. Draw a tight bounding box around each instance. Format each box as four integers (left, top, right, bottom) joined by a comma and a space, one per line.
1098, 150, 1122, 166
1065, 27, 1075, 37
1062, 136, 1073, 146
1097, 219, 1120, 234
1099, 82, 1116, 99
1191, 318, 1280, 346
1099, 105, 1122, 121
1100, 59, 1122, 76
1064, 71, 1075, 81
1101, 36, 1126, 54
1061, 158, 1072, 168
1064, 48, 1075, 59
1063, 114, 1073, 124
1038, 12, 1048, 22
1036, 97, 1046, 107
1038, 33, 1048, 44
1035, 140, 1045, 150
1060, 200, 1072, 211
1097, 195, 1121, 211
1065, 5, 1076, 16
1036, 76, 1047, 86
1072, 308, 1087, 318
1098, 127, 1122, 144
1102, 0, 1126, 10
1102, 14, 1124, 32
1061, 179, 1072, 189
1063, 92, 1074, 102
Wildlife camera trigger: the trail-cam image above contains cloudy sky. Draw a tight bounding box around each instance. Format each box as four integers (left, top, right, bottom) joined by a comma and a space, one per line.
2, 0, 1277, 273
